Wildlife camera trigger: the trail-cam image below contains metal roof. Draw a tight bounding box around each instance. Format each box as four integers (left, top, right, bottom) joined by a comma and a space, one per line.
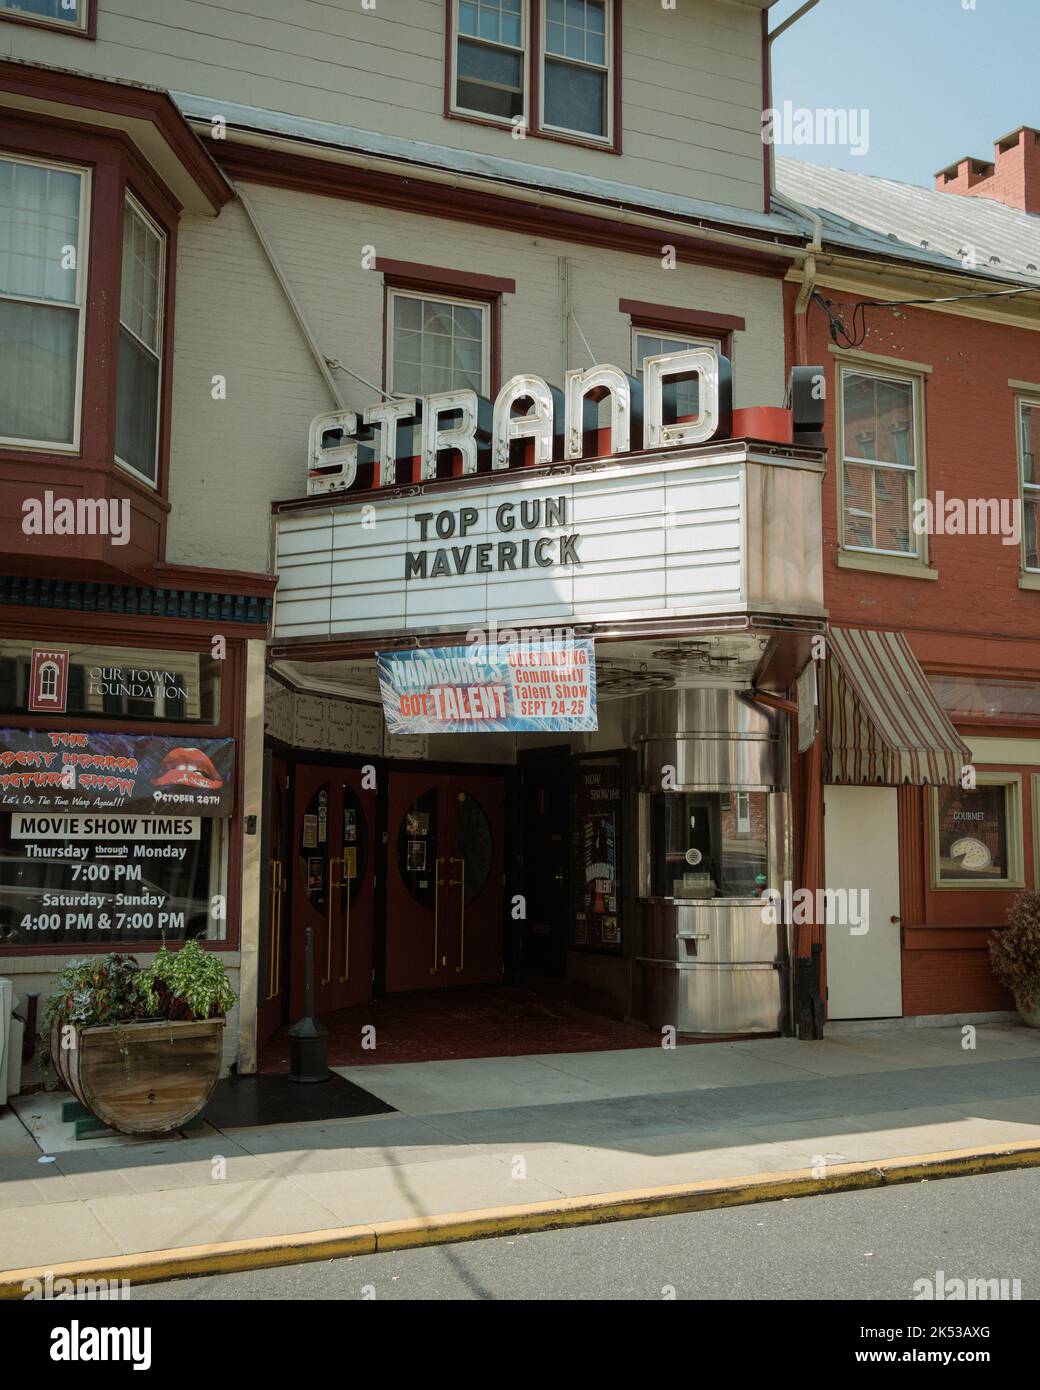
775, 155, 1040, 288
172, 92, 804, 244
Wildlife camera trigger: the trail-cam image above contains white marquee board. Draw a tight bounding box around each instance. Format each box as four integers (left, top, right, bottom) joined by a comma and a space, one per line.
273, 451, 754, 642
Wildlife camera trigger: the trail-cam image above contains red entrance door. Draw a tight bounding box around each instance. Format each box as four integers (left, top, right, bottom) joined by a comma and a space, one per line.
258, 754, 290, 1045
290, 763, 376, 1016
386, 770, 505, 993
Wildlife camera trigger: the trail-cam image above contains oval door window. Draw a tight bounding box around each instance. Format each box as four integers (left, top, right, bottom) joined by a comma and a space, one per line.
397, 789, 438, 909
457, 792, 492, 904
341, 782, 368, 905
299, 784, 330, 908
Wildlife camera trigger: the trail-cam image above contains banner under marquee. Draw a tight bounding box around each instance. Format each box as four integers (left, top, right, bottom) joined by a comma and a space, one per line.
376, 640, 598, 735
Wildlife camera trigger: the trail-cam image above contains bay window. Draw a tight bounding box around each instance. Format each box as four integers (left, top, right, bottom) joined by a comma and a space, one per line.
115, 195, 165, 484
840, 367, 921, 557
0, 154, 89, 450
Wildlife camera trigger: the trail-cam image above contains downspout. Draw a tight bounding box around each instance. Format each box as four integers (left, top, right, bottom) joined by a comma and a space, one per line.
773, 190, 821, 366
767, 0, 824, 366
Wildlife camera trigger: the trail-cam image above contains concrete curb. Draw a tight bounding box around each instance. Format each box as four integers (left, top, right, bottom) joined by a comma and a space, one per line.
4, 1138, 1040, 1296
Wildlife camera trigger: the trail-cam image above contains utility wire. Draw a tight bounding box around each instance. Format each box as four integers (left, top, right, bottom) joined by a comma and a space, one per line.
813, 284, 1036, 350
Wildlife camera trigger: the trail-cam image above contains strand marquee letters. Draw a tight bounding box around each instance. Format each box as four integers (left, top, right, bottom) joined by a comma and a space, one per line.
306, 347, 734, 496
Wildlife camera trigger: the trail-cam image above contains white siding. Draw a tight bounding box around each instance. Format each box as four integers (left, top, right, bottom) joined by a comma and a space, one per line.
4, 0, 767, 210
165, 180, 785, 575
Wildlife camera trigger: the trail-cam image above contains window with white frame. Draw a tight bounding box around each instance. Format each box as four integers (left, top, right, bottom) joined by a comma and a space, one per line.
840, 368, 920, 556
1019, 400, 1040, 571
388, 290, 489, 397
453, 0, 526, 124
0, 154, 89, 450
633, 329, 719, 421
115, 196, 165, 485
0, 0, 88, 30
542, 0, 611, 142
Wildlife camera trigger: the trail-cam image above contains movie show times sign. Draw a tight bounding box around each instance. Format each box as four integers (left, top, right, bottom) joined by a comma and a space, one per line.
4, 815, 208, 942
0, 729, 234, 816
377, 640, 598, 734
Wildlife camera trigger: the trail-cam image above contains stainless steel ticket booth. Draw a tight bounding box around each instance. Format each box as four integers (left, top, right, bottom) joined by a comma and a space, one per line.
632, 687, 789, 1035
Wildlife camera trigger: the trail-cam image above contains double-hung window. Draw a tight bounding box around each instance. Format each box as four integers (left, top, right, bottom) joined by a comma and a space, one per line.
0, 0, 90, 31
388, 289, 489, 397
542, 0, 612, 143
633, 329, 719, 421
839, 367, 920, 557
115, 195, 165, 484
450, 0, 616, 147
1018, 400, 1040, 572
453, 0, 527, 125
0, 154, 89, 450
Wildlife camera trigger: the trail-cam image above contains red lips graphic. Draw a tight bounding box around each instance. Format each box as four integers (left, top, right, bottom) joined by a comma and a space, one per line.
152, 747, 223, 791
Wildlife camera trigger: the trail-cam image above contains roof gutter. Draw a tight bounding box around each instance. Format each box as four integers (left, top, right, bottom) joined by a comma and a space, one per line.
191, 122, 808, 267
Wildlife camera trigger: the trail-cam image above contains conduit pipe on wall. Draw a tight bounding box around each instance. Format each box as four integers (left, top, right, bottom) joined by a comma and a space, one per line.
235, 185, 347, 409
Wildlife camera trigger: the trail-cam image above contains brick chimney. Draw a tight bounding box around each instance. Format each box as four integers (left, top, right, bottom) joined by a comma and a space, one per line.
935, 127, 1040, 214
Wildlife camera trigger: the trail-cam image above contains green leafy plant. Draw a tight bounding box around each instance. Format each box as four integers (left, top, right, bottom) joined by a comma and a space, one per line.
990, 893, 1040, 1013
39, 954, 145, 1071
138, 940, 237, 1023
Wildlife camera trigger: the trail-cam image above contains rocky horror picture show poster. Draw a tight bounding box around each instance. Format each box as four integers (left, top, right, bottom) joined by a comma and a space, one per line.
0, 728, 235, 816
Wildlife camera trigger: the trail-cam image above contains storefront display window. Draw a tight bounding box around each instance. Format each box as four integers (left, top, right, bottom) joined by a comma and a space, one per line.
572, 754, 625, 952
931, 777, 1023, 888
930, 674, 1040, 724
647, 791, 768, 900
0, 813, 226, 946
0, 640, 221, 723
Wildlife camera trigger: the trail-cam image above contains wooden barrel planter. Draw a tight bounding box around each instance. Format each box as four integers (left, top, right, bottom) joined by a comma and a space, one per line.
50, 1018, 224, 1136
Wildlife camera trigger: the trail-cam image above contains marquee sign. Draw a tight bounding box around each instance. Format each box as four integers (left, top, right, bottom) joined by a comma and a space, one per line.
307, 347, 733, 495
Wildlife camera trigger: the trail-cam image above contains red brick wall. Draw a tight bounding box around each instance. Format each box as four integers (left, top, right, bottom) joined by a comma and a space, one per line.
787, 283, 1040, 1017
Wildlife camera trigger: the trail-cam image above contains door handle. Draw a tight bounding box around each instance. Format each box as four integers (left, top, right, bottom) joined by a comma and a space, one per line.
890, 915, 901, 924
432, 856, 445, 974
267, 859, 284, 999
324, 857, 342, 985
339, 852, 352, 984
449, 856, 465, 972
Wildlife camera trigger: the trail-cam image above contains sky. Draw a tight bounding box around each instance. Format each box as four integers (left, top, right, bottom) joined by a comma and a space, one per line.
769, 0, 1040, 187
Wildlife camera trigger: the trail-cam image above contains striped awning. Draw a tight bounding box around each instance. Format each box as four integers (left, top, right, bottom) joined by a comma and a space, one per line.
823, 627, 971, 786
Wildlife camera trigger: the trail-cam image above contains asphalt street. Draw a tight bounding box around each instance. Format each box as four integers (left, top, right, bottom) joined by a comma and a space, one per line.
133, 1166, 1038, 1301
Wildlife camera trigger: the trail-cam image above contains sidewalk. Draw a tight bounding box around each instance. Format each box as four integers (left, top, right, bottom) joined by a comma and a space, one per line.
3, 1023, 1040, 1287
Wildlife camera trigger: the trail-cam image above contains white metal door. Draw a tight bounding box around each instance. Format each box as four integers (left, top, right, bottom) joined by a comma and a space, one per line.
824, 785, 902, 1019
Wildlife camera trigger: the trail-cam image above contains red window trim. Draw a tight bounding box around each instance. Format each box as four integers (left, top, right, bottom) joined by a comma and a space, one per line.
621, 299, 744, 361
0, 0, 97, 39
444, 0, 622, 156
376, 258, 510, 395
0, 114, 179, 508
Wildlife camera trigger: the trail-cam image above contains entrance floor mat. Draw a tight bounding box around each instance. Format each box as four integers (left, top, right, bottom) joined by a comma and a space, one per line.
258, 986, 763, 1071
203, 1072, 394, 1129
